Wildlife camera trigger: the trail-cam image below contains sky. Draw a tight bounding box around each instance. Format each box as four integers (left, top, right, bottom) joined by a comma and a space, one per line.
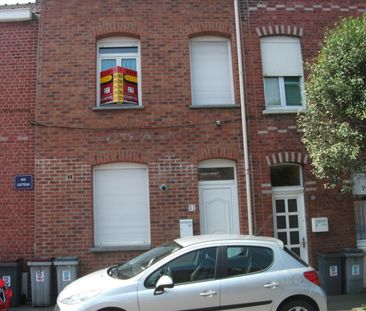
0, 0, 35, 5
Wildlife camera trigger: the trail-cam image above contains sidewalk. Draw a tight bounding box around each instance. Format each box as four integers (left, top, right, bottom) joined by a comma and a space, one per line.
9, 293, 366, 311
328, 294, 366, 311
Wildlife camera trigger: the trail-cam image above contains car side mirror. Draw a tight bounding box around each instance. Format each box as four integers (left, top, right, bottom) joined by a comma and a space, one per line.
154, 275, 174, 295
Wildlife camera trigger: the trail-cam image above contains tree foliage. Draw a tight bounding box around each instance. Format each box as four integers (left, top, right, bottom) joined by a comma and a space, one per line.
298, 14, 366, 189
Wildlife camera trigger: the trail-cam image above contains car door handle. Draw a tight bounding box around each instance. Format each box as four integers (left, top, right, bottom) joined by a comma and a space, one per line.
200, 290, 217, 297
264, 281, 279, 289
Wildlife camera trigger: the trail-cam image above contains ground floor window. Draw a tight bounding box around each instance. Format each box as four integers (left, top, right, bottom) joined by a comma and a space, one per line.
93, 163, 150, 247
355, 201, 366, 247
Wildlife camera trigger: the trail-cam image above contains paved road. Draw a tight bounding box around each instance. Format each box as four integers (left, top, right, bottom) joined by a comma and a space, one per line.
9, 293, 366, 311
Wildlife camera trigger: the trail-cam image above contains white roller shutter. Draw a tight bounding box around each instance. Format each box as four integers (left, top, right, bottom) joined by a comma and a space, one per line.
261, 36, 303, 76
94, 163, 150, 246
190, 37, 235, 106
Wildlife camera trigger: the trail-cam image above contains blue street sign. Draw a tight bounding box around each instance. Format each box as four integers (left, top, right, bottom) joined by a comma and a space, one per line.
14, 175, 33, 190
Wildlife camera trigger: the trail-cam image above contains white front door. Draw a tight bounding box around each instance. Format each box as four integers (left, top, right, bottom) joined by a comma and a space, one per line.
272, 191, 308, 262
198, 160, 240, 235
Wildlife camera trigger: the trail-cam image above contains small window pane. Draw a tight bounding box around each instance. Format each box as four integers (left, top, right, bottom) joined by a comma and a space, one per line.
271, 165, 301, 187
276, 216, 286, 229
101, 59, 117, 71
289, 215, 299, 229
284, 77, 302, 106
277, 232, 287, 245
264, 77, 281, 106
99, 47, 138, 54
290, 232, 300, 244
122, 59, 137, 71
291, 247, 301, 257
288, 199, 298, 212
275, 200, 285, 213
198, 167, 234, 181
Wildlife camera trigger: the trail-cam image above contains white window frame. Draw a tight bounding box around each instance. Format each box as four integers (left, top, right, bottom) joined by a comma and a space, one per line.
260, 36, 306, 114
264, 76, 304, 105
189, 36, 235, 107
96, 37, 142, 107
198, 159, 237, 182
93, 162, 150, 248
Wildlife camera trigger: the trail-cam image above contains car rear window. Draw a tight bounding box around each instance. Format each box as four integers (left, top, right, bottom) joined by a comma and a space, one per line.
225, 246, 273, 277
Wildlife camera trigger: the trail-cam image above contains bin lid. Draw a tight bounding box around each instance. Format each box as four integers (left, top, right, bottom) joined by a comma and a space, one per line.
0, 259, 23, 267
27, 257, 54, 266
342, 248, 365, 257
342, 248, 363, 253
316, 252, 343, 258
53, 256, 79, 266
343, 251, 365, 257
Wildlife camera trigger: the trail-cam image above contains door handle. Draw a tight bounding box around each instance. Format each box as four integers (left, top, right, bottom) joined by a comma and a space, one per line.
302, 237, 306, 248
264, 281, 279, 289
200, 290, 217, 297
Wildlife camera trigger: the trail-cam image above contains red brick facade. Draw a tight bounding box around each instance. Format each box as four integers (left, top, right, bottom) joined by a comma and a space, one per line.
0, 6, 38, 260
241, 0, 366, 265
1, 0, 365, 274
34, 0, 245, 274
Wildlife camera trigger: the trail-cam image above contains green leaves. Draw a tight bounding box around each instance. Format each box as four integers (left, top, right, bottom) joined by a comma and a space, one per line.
298, 14, 366, 189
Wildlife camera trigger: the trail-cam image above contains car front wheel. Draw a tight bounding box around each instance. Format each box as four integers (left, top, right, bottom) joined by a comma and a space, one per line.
278, 299, 316, 311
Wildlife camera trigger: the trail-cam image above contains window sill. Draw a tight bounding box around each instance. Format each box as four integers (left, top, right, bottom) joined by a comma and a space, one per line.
189, 104, 240, 109
263, 107, 306, 115
93, 105, 144, 111
89, 245, 151, 252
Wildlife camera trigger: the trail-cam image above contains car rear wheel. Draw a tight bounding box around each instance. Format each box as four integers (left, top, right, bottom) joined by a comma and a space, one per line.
279, 299, 316, 311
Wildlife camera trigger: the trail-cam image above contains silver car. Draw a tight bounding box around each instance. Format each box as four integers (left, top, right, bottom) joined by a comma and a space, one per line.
56, 235, 327, 311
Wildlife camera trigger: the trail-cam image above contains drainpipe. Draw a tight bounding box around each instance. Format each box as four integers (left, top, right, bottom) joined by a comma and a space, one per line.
234, 0, 253, 235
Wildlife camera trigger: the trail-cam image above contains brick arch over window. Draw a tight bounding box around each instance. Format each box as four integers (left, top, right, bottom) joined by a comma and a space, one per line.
256, 25, 303, 37
89, 150, 149, 166
265, 152, 308, 166
185, 22, 233, 38
194, 147, 240, 162
92, 22, 142, 39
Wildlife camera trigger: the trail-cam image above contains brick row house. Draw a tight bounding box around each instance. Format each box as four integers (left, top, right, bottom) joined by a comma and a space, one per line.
1, 0, 365, 287
0, 3, 39, 260
240, 0, 366, 268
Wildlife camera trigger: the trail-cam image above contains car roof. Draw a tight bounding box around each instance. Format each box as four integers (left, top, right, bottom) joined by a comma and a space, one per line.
174, 234, 284, 248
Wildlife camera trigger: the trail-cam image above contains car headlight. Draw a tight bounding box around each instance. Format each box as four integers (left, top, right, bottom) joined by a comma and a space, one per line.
60, 289, 102, 305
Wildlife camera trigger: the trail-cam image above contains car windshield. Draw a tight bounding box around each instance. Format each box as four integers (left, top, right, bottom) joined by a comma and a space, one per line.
115, 241, 182, 279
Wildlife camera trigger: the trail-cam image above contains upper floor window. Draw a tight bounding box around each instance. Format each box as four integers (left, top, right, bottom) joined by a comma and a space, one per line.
190, 36, 235, 107
97, 37, 141, 107
260, 37, 305, 112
